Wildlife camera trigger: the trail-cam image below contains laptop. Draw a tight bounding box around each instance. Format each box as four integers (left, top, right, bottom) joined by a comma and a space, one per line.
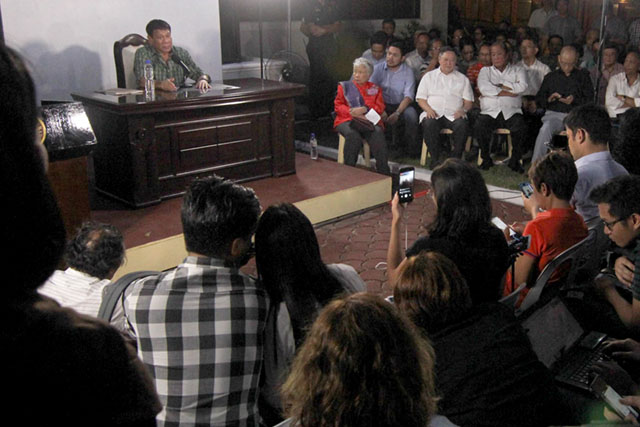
520, 296, 609, 392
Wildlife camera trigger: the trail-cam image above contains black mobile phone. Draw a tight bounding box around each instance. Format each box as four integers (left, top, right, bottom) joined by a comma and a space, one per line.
398, 166, 415, 204
519, 182, 534, 199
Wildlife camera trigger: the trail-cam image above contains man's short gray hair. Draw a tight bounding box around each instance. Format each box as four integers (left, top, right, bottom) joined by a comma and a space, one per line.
438, 46, 457, 58
353, 57, 374, 76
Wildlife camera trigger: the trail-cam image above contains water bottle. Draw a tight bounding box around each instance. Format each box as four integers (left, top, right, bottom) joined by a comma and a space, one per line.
310, 133, 318, 160
144, 60, 154, 96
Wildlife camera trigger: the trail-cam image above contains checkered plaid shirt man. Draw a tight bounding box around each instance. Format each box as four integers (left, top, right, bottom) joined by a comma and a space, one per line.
134, 44, 204, 88
124, 256, 268, 426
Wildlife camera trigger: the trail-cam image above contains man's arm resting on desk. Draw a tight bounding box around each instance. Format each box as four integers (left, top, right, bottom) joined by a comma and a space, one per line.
138, 77, 178, 92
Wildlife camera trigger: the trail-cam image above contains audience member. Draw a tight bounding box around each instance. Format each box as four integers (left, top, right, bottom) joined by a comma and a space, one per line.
134, 19, 211, 91
457, 37, 476, 75
476, 41, 528, 172
449, 27, 465, 55
39, 221, 125, 319
361, 30, 387, 67
606, 51, 640, 118
123, 175, 267, 426
591, 175, 640, 331
473, 25, 486, 51
419, 38, 444, 80
370, 41, 420, 157
255, 203, 365, 420
564, 104, 628, 222
612, 108, 640, 175
518, 36, 551, 156
529, 0, 557, 37
300, 0, 342, 119
581, 29, 599, 68
630, 16, 640, 51
544, 0, 583, 47
519, 36, 551, 98
1, 44, 161, 426
382, 18, 399, 46
334, 57, 390, 174
279, 293, 452, 427
417, 47, 474, 167
532, 45, 593, 162
394, 251, 573, 427
581, 38, 600, 71
591, 43, 625, 105
466, 42, 491, 97
540, 33, 564, 70
592, 2, 628, 46
503, 151, 588, 296
405, 31, 431, 81
387, 159, 510, 304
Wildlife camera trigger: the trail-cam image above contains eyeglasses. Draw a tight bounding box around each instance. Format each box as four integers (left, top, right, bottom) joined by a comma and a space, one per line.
603, 217, 626, 231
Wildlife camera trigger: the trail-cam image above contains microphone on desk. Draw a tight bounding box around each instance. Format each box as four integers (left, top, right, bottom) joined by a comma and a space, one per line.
171, 54, 191, 75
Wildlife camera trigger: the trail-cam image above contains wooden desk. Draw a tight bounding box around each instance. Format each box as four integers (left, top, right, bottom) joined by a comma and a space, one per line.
72, 78, 305, 208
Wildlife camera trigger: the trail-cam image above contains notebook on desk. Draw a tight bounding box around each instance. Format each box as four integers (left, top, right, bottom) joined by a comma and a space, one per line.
520, 297, 610, 392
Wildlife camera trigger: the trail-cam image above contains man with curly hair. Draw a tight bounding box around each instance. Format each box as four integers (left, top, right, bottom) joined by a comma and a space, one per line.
39, 221, 125, 318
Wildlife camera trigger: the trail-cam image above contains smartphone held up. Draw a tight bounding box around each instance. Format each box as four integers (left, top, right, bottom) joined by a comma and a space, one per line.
398, 166, 415, 204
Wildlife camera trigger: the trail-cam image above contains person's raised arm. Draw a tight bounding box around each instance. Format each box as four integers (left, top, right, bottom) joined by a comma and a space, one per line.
387, 193, 407, 284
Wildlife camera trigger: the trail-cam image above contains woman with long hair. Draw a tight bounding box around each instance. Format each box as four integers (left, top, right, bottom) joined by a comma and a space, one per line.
394, 251, 572, 426
279, 292, 452, 427
255, 203, 365, 419
387, 158, 510, 304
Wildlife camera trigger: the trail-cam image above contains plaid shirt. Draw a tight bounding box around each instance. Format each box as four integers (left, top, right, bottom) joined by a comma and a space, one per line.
124, 256, 268, 427
134, 44, 205, 87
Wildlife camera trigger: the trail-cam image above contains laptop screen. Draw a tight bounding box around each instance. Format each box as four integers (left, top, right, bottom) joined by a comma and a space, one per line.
520, 297, 584, 368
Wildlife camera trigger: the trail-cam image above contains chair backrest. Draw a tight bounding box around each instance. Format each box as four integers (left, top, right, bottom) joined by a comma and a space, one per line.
581, 217, 611, 279
514, 231, 596, 315
114, 33, 147, 89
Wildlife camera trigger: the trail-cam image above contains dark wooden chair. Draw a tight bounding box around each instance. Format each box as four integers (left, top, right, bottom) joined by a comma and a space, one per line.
114, 33, 146, 88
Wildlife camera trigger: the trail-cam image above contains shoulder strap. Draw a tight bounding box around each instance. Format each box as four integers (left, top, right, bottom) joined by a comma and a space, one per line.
340, 80, 365, 108
98, 270, 160, 321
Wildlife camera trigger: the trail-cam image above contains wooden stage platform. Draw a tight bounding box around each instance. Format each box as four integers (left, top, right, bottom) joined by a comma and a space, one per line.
92, 153, 391, 279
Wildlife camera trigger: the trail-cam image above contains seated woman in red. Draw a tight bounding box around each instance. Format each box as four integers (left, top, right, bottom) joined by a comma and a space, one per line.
334, 57, 390, 174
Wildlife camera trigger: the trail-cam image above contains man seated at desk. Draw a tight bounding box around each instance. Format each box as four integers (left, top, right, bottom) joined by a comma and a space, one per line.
134, 19, 211, 92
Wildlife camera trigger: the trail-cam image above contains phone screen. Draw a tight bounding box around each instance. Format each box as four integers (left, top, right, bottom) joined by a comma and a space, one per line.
399, 167, 414, 203
519, 182, 534, 199
492, 217, 517, 238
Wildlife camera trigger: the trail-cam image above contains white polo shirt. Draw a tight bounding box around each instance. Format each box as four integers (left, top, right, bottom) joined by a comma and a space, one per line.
478, 64, 528, 119
605, 72, 640, 117
416, 68, 474, 122
517, 59, 551, 96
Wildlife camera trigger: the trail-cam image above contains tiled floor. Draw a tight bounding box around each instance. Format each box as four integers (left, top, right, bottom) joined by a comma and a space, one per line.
242, 179, 529, 297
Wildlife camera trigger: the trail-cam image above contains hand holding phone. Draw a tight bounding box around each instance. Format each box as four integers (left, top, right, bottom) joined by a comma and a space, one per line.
519, 182, 534, 199
492, 216, 518, 238
591, 376, 639, 421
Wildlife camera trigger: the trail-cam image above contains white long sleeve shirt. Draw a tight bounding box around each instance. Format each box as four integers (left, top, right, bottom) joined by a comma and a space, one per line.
605, 72, 640, 117
416, 68, 474, 122
478, 64, 528, 119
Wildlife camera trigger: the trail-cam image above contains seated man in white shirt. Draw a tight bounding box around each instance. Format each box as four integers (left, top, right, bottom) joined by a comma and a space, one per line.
606, 51, 640, 119
39, 221, 125, 318
475, 41, 528, 172
517, 36, 551, 158
416, 47, 474, 168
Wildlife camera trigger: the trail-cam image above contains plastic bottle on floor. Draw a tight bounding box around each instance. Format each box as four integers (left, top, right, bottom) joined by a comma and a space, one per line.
310, 133, 318, 160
